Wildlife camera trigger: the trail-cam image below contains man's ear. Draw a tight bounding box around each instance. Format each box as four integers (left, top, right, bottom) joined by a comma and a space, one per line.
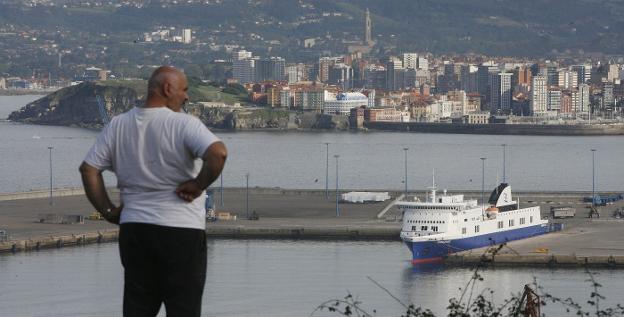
163, 82, 172, 98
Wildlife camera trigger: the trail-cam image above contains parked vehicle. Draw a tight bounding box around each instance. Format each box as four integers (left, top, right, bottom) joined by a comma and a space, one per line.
551, 206, 576, 219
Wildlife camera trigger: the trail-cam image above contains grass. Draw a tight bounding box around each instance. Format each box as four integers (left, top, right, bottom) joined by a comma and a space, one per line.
98, 80, 246, 105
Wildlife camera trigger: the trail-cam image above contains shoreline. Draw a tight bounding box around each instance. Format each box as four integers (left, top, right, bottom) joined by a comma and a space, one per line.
7, 118, 624, 136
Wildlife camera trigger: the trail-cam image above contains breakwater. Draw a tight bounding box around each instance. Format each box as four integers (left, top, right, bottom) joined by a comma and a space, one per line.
446, 253, 624, 268
366, 121, 624, 135
0, 230, 118, 254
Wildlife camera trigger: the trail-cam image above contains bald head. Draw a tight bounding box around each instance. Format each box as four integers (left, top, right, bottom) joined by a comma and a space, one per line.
145, 66, 189, 112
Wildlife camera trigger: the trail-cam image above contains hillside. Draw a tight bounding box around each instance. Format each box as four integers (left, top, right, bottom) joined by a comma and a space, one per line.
1, 0, 623, 57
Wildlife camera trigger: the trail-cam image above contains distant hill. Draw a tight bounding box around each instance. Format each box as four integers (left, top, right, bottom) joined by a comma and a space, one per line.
1, 0, 624, 57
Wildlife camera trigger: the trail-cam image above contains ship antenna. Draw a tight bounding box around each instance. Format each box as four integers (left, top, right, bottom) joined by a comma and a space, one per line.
501, 143, 507, 183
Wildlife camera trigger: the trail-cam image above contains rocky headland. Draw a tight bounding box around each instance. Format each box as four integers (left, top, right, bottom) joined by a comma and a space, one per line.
7, 81, 348, 131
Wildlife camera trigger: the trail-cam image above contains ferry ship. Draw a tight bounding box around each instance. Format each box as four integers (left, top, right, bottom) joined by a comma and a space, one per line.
399, 183, 550, 264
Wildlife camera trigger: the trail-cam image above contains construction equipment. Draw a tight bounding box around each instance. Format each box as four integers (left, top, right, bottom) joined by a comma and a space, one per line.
88, 211, 103, 220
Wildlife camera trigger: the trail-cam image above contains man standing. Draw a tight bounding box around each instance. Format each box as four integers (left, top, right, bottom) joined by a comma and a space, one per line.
79, 66, 227, 316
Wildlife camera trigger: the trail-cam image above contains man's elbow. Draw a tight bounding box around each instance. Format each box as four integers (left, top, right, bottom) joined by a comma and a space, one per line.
204, 142, 228, 164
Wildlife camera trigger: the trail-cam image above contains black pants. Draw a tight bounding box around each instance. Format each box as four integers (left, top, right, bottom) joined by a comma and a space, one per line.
119, 223, 207, 317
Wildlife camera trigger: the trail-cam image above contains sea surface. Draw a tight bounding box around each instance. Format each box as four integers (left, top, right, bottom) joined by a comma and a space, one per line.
0, 241, 622, 317
2, 95, 624, 194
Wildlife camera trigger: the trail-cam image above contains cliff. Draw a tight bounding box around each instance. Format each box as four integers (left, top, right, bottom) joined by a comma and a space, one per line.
8, 81, 348, 131
8, 82, 140, 129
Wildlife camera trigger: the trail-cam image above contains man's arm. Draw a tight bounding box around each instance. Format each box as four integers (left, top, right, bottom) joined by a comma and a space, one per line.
176, 141, 228, 202
79, 162, 122, 224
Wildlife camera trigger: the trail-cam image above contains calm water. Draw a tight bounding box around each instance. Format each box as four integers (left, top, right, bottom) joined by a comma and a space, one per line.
1, 95, 624, 194
0, 240, 622, 317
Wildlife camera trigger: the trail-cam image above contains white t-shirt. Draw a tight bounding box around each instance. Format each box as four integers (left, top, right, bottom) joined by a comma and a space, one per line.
84, 106, 220, 230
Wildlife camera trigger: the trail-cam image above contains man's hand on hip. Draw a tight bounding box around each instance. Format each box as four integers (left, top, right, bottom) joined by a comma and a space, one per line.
103, 205, 123, 225
176, 180, 204, 202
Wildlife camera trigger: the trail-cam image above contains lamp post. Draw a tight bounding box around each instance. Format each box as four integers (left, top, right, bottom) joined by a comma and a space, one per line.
501, 143, 506, 183
245, 173, 249, 219
48, 146, 53, 206
480, 157, 486, 213
591, 149, 596, 207
325, 142, 329, 199
403, 147, 408, 198
334, 154, 340, 217
220, 173, 224, 208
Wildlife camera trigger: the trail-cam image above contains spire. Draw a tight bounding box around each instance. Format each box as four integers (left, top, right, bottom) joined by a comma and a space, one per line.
365, 8, 372, 46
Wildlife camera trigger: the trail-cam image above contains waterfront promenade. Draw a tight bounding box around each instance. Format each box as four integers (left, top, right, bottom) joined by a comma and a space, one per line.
2, 188, 624, 266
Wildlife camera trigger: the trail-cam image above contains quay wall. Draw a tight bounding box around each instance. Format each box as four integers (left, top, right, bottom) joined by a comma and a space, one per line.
365, 122, 624, 136
0, 230, 118, 254
5, 227, 624, 268
446, 253, 624, 268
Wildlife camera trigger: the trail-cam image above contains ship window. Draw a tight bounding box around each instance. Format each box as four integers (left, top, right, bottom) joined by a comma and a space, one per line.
461, 227, 466, 234
530, 216, 533, 223
498, 221, 503, 229
432, 226, 438, 232
421, 226, 428, 231
464, 218, 467, 222
520, 218, 525, 225
475, 225, 480, 233
509, 219, 515, 227
412, 226, 416, 231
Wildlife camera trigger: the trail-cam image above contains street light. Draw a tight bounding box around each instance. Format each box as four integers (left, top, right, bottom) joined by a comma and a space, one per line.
591, 149, 596, 207
403, 147, 408, 198
501, 144, 507, 183
245, 173, 250, 219
480, 157, 486, 214
220, 173, 224, 208
334, 154, 340, 217
48, 146, 53, 206
325, 142, 329, 199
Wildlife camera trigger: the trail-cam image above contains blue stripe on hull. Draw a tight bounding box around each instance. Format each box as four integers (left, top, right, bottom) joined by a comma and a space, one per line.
405, 224, 550, 263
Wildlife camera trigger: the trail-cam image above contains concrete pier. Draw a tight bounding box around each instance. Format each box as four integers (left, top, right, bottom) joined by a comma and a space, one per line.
2, 187, 624, 268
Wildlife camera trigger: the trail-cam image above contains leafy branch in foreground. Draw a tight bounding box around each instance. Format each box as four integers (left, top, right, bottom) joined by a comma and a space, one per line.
311, 243, 624, 317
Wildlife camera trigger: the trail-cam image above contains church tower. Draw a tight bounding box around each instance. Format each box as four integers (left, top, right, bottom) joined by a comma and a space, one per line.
365, 8, 372, 46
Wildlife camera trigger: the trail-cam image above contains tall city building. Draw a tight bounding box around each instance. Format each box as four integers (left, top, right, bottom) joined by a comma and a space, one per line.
328, 63, 354, 90
386, 57, 403, 91
608, 64, 621, 82
253, 57, 285, 82
603, 82, 615, 107
548, 89, 562, 111
558, 70, 578, 90
318, 57, 340, 82
572, 84, 590, 113
182, 29, 192, 44
516, 66, 532, 85
531, 76, 548, 115
364, 64, 386, 89
460, 65, 479, 93
539, 62, 559, 86
286, 64, 306, 84
477, 63, 499, 101
403, 53, 418, 69
232, 50, 255, 84
417, 57, 429, 70
571, 64, 592, 84
490, 73, 512, 112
